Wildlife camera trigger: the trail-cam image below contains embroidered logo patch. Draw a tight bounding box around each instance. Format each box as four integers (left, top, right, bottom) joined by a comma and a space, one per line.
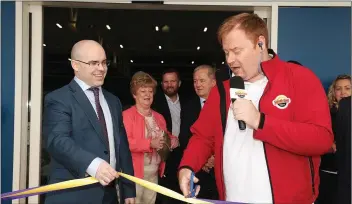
272, 95, 291, 109
235, 90, 247, 98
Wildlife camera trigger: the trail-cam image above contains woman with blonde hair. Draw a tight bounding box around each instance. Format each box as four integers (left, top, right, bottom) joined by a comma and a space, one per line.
122, 71, 179, 204
316, 74, 351, 204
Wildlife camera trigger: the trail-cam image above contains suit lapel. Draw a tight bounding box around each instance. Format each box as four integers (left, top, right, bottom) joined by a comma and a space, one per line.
103, 90, 120, 148
162, 95, 173, 131
196, 97, 201, 115
69, 80, 108, 149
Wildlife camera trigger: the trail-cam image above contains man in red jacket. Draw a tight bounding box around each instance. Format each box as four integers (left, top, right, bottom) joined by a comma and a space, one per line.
178, 13, 333, 204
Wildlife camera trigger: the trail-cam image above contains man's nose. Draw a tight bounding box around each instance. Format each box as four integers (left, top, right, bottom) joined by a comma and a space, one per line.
97, 63, 105, 71
226, 52, 237, 65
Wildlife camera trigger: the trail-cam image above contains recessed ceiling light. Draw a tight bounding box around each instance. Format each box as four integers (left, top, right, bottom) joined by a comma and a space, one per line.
203, 27, 208, 32
130, 60, 133, 63
43, 44, 46, 47
120, 44, 124, 48
161, 60, 164, 64
222, 61, 225, 64
158, 45, 162, 50
106, 25, 111, 30
56, 23, 62, 28
191, 61, 194, 64
197, 46, 200, 50
155, 26, 159, 31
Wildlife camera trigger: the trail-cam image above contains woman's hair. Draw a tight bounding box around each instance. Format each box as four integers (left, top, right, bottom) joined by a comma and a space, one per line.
327, 74, 351, 108
130, 71, 157, 95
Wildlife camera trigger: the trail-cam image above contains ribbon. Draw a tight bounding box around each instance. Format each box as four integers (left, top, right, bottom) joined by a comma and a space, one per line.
1, 172, 213, 204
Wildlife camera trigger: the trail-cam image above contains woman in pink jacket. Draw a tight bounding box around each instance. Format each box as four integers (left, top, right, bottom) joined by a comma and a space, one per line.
123, 71, 179, 204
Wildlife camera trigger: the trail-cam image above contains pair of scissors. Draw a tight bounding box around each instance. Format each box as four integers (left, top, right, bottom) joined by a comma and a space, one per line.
186, 171, 199, 198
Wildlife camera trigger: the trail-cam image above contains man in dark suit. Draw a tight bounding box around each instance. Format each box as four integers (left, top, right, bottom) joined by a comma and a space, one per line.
152, 69, 183, 203
43, 40, 136, 204
335, 96, 351, 204
178, 65, 219, 200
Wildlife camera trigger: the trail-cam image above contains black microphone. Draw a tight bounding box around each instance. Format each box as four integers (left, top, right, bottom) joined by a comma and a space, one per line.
230, 76, 246, 130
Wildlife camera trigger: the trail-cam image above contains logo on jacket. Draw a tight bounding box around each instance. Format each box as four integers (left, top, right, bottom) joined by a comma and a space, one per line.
272, 95, 291, 109
235, 90, 247, 98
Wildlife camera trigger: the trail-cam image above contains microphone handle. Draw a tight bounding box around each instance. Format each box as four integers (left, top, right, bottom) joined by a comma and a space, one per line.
238, 120, 246, 130
231, 98, 247, 130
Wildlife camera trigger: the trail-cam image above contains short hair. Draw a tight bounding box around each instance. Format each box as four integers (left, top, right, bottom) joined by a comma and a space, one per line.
193, 65, 216, 79
287, 60, 302, 66
162, 68, 180, 81
327, 74, 351, 108
217, 13, 269, 48
130, 71, 157, 95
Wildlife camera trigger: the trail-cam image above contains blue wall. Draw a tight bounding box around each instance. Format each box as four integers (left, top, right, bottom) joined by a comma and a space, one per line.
1, 1, 15, 203
278, 7, 351, 90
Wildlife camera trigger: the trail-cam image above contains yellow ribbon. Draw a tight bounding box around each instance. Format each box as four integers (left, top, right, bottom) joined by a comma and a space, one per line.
118, 172, 211, 204
2, 172, 212, 204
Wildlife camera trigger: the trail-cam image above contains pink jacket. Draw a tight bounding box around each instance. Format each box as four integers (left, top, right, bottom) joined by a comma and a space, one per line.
122, 106, 175, 179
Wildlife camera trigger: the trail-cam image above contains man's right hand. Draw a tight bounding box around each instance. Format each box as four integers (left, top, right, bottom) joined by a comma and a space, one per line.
95, 160, 118, 186
178, 168, 200, 197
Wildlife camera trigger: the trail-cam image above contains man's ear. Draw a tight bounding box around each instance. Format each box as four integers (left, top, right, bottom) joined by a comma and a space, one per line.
71, 61, 79, 72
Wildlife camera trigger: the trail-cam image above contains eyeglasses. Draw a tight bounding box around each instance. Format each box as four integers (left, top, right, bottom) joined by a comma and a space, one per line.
68, 58, 110, 67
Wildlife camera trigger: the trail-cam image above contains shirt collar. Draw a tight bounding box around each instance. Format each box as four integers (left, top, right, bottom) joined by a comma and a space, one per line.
74, 76, 101, 92
199, 97, 206, 104
165, 94, 179, 104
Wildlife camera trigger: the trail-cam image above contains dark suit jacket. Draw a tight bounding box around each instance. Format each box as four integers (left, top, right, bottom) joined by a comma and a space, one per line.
179, 96, 201, 151
43, 80, 136, 204
151, 91, 174, 132
178, 96, 218, 200
335, 96, 351, 204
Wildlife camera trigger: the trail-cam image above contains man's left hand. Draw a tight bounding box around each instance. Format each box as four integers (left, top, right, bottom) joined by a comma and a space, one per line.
232, 98, 261, 130
125, 198, 135, 204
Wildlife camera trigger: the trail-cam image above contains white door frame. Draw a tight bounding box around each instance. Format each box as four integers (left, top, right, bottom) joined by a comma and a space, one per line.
13, 1, 349, 204
13, 2, 43, 204
13, 2, 30, 204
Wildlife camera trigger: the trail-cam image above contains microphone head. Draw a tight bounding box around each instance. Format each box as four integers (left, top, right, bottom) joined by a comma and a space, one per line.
230, 76, 245, 89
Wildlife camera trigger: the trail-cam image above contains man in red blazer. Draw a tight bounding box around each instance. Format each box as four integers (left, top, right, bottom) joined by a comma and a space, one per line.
178, 13, 333, 204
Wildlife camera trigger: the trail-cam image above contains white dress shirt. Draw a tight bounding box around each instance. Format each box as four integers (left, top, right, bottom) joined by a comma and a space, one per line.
165, 94, 181, 137
74, 77, 116, 178
200, 97, 206, 109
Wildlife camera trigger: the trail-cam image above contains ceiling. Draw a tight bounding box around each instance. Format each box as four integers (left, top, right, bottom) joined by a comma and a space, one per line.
43, 4, 252, 81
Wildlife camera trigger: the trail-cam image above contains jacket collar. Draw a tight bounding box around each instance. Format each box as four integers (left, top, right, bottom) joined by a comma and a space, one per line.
260, 49, 283, 83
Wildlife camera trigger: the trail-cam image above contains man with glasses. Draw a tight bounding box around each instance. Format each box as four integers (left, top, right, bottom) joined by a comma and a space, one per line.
43, 40, 136, 204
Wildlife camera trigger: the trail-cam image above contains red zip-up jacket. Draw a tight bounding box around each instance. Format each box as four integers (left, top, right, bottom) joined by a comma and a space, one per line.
179, 53, 333, 204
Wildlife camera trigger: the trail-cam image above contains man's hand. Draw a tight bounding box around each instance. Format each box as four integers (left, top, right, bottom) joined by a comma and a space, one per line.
125, 198, 135, 204
178, 168, 200, 197
202, 155, 214, 173
95, 160, 118, 186
232, 98, 261, 129
171, 137, 179, 149
329, 142, 337, 153
331, 143, 337, 153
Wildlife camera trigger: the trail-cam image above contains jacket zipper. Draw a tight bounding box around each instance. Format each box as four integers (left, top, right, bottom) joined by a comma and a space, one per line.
259, 68, 275, 204
308, 157, 316, 195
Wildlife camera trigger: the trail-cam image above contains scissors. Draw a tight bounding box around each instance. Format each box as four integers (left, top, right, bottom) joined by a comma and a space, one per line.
186, 171, 199, 198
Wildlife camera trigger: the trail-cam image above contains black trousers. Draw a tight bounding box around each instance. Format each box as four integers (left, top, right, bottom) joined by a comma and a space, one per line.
102, 180, 118, 204
315, 170, 337, 204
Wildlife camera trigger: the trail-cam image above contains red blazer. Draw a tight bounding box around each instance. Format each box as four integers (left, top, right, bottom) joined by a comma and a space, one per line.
123, 106, 176, 179
180, 53, 333, 204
